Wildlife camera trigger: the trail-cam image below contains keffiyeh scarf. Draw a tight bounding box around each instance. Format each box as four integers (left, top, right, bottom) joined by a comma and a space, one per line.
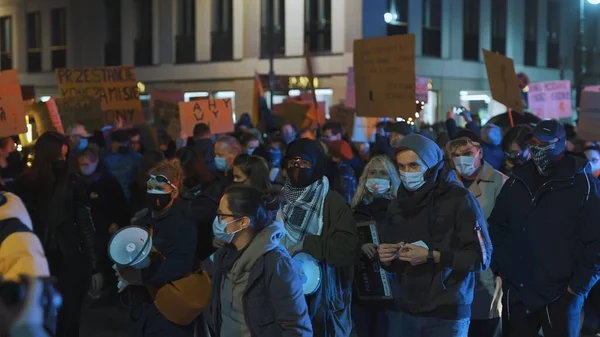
277, 176, 329, 245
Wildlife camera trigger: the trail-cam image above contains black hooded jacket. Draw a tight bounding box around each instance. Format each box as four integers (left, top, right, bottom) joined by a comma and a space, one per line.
382, 163, 492, 319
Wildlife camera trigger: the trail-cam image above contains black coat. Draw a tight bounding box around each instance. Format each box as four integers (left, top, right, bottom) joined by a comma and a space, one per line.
489, 154, 600, 310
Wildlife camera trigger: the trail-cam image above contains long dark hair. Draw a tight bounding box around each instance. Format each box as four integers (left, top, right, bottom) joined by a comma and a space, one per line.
223, 185, 271, 232
29, 131, 69, 188
233, 154, 272, 193
176, 146, 214, 186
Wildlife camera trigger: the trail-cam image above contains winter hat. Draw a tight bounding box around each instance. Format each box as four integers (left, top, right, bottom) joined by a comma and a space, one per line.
396, 134, 443, 169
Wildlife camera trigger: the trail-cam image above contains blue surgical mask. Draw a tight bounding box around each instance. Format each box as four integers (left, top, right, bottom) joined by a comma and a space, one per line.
77, 138, 88, 151
400, 171, 426, 191
246, 148, 255, 155
212, 216, 243, 244
80, 161, 98, 176
215, 157, 230, 172
453, 156, 479, 177
365, 178, 391, 195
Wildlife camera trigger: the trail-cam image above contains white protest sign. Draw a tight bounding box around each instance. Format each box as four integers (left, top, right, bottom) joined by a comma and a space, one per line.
527, 80, 572, 119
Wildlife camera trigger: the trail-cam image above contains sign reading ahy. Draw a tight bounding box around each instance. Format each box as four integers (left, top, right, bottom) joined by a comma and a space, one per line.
179, 99, 234, 136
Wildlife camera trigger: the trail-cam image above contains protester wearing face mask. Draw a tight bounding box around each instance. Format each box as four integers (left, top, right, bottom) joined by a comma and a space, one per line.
584, 146, 600, 178
119, 159, 198, 337
378, 134, 492, 337
214, 135, 242, 186
208, 185, 312, 337
66, 124, 91, 154
500, 125, 533, 176
349, 156, 401, 337
276, 138, 359, 337
76, 146, 129, 300
446, 131, 508, 337
103, 129, 143, 200
489, 119, 600, 337
11, 131, 100, 337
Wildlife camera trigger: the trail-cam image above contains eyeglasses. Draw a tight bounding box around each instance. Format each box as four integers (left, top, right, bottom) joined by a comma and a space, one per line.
147, 174, 177, 189
446, 137, 481, 155
216, 211, 240, 222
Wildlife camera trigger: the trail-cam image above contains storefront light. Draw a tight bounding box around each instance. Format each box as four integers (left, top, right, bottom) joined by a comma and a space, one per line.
461, 94, 491, 103
39, 96, 51, 102
184, 92, 210, 102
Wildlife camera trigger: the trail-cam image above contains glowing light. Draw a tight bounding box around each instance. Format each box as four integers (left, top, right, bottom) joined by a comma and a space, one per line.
137, 82, 146, 93
40, 96, 51, 102
415, 112, 420, 118
384, 12, 393, 23
588, 0, 600, 5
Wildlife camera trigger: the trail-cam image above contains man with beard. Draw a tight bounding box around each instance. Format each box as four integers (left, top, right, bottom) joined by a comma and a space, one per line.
489, 119, 600, 337
277, 138, 359, 337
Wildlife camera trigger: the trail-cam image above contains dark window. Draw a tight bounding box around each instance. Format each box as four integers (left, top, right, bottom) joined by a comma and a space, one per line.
135, 0, 153, 66
105, 0, 121, 66
50, 8, 67, 69
524, 0, 537, 66
26, 12, 41, 73
305, 0, 331, 53
211, 0, 233, 61
546, 0, 560, 68
176, 0, 196, 64
386, 0, 408, 36
422, 0, 441, 57
0, 16, 12, 70
261, 0, 285, 58
463, 0, 480, 61
491, 0, 507, 55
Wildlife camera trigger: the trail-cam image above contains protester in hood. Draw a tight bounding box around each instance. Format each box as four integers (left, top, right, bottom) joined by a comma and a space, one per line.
328, 140, 357, 203
120, 159, 198, 337
214, 135, 241, 186
277, 138, 359, 336
445, 131, 508, 337
378, 134, 491, 337
480, 124, 505, 171
66, 124, 91, 154
192, 122, 216, 172
240, 132, 260, 155
177, 147, 223, 261
209, 185, 312, 337
350, 155, 401, 337
489, 119, 600, 337
584, 146, 600, 178
103, 129, 143, 200
129, 150, 165, 215
500, 125, 532, 176
11, 131, 101, 337
281, 123, 297, 145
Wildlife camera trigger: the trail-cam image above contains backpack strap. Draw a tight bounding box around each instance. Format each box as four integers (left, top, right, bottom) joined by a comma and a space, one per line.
0, 218, 31, 246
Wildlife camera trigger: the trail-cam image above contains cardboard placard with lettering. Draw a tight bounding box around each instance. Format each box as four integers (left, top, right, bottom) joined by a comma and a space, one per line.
178, 99, 234, 136
154, 100, 181, 140
482, 50, 523, 113
0, 70, 27, 138
272, 101, 310, 129
329, 105, 356, 137
578, 91, 600, 141
55, 97, 104, 132
55, 66, 144, 125
527, 80, 572, 119
353, 34, 416, 118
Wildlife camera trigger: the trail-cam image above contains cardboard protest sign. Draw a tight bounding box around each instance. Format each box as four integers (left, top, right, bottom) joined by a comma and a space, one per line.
150, 89, 185, 109
584, 85, 600, 92
46, 99, 64, 134
345, 67, 356, 108
55, 66, 144, 125
578, 90, 600, 141
482, 50, 523, 113
178, 99, 234, 136
527, 80, 572, 119
153, 100, 180, 140
55, 97, 104, 132
0, 70, 27, 138
329, 105, 356, 137
353, 34, 416, 118
273, 101, 310, 129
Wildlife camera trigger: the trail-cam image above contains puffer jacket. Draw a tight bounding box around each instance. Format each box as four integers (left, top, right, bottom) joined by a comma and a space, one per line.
489, 154, 600, 311
381, 167, 492, 320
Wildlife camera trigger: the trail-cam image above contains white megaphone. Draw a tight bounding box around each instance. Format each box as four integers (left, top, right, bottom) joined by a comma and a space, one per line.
108, 226, 152, 290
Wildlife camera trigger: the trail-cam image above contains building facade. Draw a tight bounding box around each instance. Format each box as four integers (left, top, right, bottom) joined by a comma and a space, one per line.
0, 0, 597, 123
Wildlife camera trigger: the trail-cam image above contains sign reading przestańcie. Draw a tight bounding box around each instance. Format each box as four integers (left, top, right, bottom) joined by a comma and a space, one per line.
55, 66, 144, 125
353, 34, 416, 119
0, 70, 27, 138
482, 50, 523, 113
178, 99, 234, 136
354, 222, 392, 300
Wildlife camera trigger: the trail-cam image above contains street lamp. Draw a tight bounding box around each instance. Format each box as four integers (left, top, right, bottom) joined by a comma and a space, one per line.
588, 0, 600, 5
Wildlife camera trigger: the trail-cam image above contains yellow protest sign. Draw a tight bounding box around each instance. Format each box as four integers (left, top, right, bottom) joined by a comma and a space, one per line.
354, 34, 416, 118
55, 66, 144, 125
178, 99, 234, 136
0, 70, 27, 137
482, 50, 523, 113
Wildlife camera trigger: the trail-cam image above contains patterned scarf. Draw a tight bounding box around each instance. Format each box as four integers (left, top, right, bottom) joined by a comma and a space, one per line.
278, 176, 329, 245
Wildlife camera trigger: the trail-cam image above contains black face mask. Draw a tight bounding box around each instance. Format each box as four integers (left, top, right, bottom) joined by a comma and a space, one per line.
146, 192, 172, 212
286, 167, 314, 188
183, 177, 200, 188
51, 160, 68, 177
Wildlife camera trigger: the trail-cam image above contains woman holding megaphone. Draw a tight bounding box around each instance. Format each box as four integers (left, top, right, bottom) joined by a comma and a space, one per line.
115, 159, 210, 337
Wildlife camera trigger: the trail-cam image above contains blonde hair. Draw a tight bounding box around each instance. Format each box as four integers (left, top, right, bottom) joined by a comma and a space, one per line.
351, 155, 401, 208
148, 159, 184, 190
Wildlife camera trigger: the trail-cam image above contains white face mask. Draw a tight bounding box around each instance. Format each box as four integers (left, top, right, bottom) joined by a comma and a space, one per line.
453, 156, 479, 177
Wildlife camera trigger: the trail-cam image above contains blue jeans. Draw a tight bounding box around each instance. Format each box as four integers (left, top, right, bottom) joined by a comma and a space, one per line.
396, 311, 470, 337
